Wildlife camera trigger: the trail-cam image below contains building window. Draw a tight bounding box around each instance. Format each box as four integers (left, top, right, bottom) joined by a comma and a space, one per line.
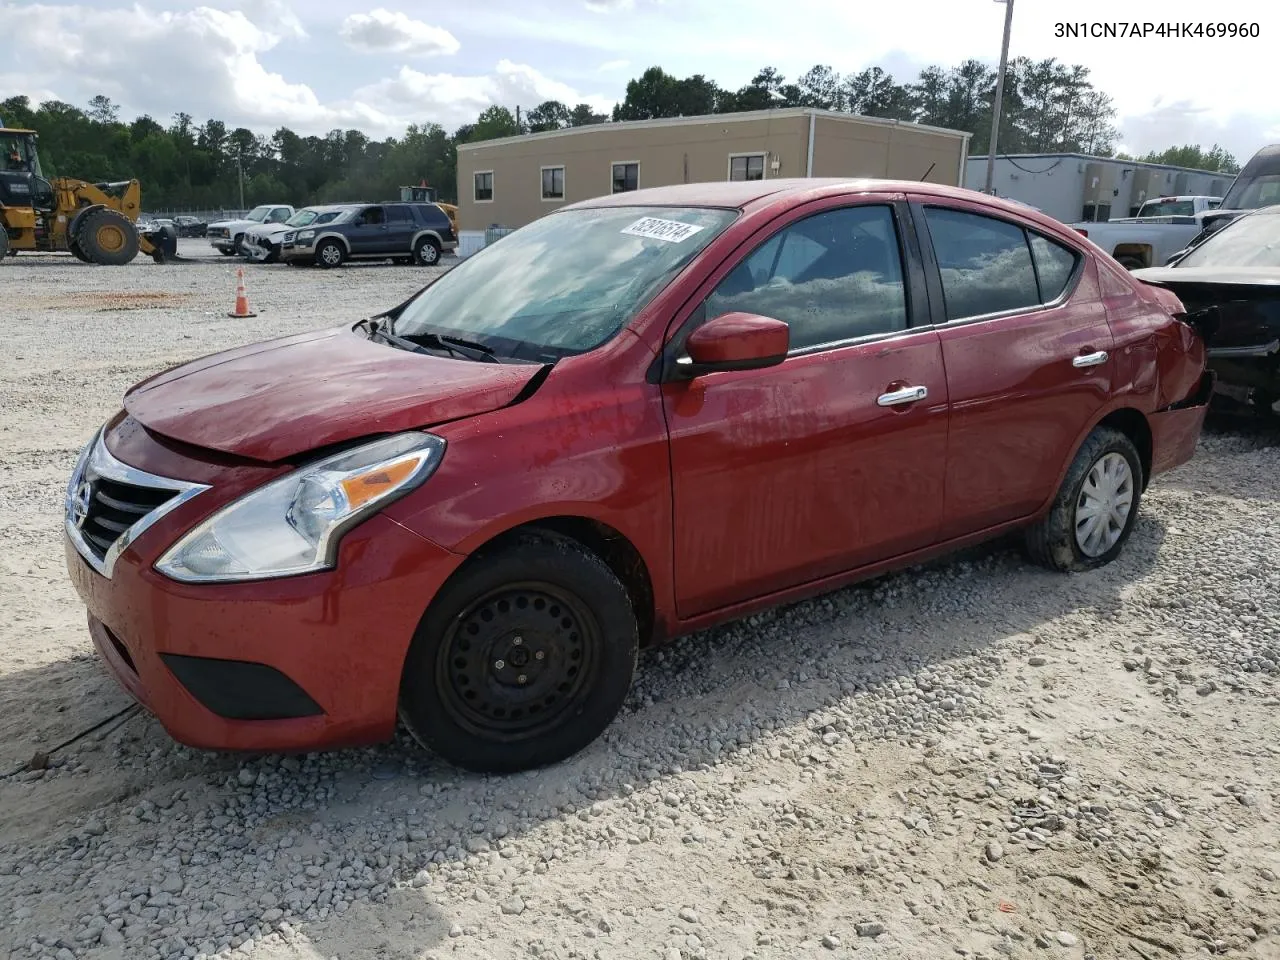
541, 166, 565, 201
612, 162, 639, 193
729, 153, 766, 182
474, 171, 493, 202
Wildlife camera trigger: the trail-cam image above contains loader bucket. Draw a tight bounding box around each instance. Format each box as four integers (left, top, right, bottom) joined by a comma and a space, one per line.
142, 223, 179, 263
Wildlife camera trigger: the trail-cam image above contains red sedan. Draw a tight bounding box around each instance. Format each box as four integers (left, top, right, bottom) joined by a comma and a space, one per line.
64, 179, 1211, 773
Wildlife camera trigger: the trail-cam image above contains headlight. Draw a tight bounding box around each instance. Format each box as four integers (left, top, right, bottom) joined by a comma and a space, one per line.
155, 432, 445, 583
297, 230, 316, 241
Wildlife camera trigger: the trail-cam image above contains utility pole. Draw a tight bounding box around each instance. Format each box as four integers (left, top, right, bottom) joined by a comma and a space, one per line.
236, 148, 245, 211
983, 0, 1015, 195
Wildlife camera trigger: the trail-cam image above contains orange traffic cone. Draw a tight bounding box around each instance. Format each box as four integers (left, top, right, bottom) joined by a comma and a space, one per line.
227, 266, 257, 318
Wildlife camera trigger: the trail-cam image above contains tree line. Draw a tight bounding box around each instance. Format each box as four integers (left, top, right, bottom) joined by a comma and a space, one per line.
0, 57, 1240, 211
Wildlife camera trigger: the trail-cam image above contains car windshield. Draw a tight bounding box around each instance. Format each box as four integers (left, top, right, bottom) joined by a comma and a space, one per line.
392, 206, 738, 359
1221, 174, 1280, 210
1138, 199, 1195, 217
1177, 212, 1280, 268
244, 205, 273, 222
287, 209, 324, 227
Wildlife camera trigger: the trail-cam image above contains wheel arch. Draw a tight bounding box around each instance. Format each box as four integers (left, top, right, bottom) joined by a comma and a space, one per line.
435, 515, 657, 648
1041, 405, 1154, 516
411, 228, 444, 248
313, 231, 351, 253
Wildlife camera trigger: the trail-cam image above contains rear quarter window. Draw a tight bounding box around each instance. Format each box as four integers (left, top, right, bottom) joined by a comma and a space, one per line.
1028, 233, 1080, 301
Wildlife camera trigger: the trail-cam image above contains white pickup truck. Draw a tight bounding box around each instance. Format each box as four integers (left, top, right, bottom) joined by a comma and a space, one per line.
1069, 195, 1222, 270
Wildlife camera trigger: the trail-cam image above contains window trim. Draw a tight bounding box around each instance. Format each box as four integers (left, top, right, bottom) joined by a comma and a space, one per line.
611, 160, 640, 194
727, 151, 768, 183
909, 200, 1085, 329
473, 170, 494, 204
659, 199, 923, 377
540, 164, 566, 202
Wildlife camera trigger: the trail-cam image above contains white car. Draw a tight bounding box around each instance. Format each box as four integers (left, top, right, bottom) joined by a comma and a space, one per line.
207, 204, 295, 256
242, 206, 347, 263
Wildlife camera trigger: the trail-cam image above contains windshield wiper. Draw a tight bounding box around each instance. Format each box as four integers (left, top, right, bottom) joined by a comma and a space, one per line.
431, 333, 500, 362
364, 319, 493, 362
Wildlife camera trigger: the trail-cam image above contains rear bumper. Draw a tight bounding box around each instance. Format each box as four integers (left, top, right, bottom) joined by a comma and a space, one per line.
1150, 371, 1214, 477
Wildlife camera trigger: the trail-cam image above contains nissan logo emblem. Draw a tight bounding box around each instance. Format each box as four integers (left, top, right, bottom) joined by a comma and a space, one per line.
70, 479, 93, 529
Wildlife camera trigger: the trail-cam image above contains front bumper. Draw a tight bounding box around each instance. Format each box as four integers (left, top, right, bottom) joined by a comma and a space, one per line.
64, 432, 464, 752
280, 239, 318, 261
209, 236, 237, 252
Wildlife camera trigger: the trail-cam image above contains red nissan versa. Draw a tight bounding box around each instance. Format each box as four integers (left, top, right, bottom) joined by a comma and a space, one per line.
64, 179, 1212, 773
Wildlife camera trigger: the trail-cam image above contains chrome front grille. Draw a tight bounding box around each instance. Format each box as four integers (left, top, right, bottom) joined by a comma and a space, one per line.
66, 430, 210, 579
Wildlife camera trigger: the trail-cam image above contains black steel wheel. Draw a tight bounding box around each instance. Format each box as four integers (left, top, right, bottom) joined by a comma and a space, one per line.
400, 532, 639, 773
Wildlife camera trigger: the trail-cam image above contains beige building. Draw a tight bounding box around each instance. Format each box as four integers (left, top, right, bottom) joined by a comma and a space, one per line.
454, 107, 971, 254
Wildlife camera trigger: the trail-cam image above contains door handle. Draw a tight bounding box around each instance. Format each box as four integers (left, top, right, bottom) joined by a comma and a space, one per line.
1072, 350, 1109, 368
877, 385, 928, 407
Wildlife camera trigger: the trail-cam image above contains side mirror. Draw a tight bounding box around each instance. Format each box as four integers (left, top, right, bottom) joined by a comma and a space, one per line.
676, 312, 789, 378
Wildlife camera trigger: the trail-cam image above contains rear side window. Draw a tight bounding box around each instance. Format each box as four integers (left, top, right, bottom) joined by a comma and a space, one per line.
1028, 233, 1079, 302
923, 207, 1040, 321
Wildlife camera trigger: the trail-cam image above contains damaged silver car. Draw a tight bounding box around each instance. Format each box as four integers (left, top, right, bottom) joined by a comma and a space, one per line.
242, 206, 347, 263
1134, 205, 1280, 414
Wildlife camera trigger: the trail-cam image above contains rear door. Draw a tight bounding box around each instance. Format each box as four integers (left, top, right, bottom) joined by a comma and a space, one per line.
385, 204, 417, 253
662, 195, 950, 617
909, 198, 1114, 539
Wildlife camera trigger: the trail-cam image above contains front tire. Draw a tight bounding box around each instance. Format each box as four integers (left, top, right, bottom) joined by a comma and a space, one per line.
76, 209, 140, 265
400, 532, 639, 773
1026, 426, 1143, 572
315, 239, 345, 268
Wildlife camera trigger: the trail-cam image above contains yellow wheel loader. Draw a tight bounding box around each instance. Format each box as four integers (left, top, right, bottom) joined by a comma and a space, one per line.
0, 125, 179, 265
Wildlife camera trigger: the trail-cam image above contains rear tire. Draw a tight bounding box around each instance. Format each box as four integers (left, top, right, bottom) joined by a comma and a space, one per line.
399, 532, 639, 773
315, 239, 345, 268
1025, 426, 1143, 572
413, 236, 442, 266
76, 209, 139, 265
218, 248, 236, 256
0, 230, 8, 261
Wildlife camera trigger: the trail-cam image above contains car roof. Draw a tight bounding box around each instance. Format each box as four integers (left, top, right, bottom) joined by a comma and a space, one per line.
563, 178, 1074, 237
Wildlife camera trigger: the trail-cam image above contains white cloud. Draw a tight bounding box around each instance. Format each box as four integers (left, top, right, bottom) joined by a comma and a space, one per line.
339, 8, 459, 57
353, 59, 614, 130
598, 59, 630, 72
0, 2, 611, 139
584, 0, 633, 10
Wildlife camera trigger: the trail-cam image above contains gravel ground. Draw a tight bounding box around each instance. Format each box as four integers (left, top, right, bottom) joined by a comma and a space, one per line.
1, 242, 1278, 960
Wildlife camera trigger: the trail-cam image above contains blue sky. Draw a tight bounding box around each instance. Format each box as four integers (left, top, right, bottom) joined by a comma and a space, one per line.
1, 0, 1276, 162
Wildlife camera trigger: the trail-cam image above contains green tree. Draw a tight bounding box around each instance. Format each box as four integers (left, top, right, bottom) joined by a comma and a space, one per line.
527, 100, 571, 132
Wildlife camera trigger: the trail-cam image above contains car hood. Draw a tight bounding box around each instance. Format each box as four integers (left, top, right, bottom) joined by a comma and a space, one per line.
123, 326, 542, 462
1133, 267, 1280, 353
208, 219, 259, 231
245, 222, 292, 239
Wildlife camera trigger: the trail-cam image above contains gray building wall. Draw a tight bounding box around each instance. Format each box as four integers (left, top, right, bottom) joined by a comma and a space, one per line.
964, 155, 1234, 223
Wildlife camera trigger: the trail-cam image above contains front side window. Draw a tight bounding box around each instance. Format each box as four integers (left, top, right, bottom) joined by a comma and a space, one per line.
924, 207, 1041, 321
542, 166, 565, 200
361, 206, 385, 225
392, 206, 738, 359
474, 172, 493, 202
729, 154, 765, 182
612, 162, 639, 193
705, 205, 909, 351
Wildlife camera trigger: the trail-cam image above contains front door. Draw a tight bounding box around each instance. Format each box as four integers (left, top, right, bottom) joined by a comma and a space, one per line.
348, 205, 389, 254
910, 199, 1116, 539
662, 198, 950, 618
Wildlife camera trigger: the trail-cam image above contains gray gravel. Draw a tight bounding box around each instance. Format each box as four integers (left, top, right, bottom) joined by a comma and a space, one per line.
1, 243, 1278, 960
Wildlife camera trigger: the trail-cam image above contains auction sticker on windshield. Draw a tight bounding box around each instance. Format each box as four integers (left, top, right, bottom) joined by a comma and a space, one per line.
620, 217, 706, 243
